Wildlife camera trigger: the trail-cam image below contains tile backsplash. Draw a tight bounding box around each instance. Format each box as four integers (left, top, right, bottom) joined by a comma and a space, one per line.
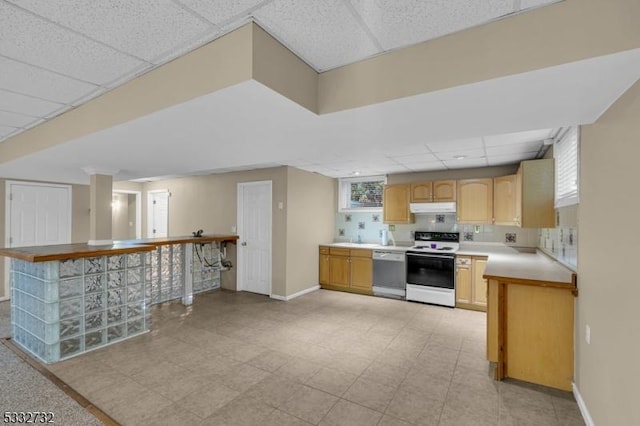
538, 227, 578, 269
335, 212, 539, 247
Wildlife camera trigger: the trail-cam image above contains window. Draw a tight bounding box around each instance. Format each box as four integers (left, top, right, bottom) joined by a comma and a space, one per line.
554, 127, 580, 208
339, 175, 386, 212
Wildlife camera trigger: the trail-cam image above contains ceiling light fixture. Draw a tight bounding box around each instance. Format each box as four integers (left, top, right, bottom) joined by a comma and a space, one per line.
453, 155, 466, 160
352, 171, 361, 176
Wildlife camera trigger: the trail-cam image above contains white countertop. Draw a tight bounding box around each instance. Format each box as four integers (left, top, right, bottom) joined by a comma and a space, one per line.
323, 242, 575, 285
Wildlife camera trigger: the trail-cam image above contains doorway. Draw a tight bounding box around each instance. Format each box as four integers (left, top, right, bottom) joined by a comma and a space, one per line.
147, 190, 169, 238
237, 181, 272, 296
112, 190, 142, 240
3, 181, 72, 301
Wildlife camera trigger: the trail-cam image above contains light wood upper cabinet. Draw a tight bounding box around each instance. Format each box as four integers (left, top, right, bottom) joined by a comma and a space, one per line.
410, 182, 433, 202
410, 180, 456, 202
457, 178, 493, 223
493, 175, 518, 226
383, 184, 414, 224
519, 159, 555, 228
433, 180, 456, 202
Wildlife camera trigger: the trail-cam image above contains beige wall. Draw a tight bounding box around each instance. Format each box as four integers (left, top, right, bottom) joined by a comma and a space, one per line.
111, 193, 130, 240
89, 174, 113, 242
142, 167, 288, 296
578, 80, 640, 424
285, 167, 335, 297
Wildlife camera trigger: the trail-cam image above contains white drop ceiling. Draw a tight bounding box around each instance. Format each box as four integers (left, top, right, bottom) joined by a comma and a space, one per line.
1, 0, 636, 184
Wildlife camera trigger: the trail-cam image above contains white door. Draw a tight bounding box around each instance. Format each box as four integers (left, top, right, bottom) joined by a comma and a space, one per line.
237, 181, 272, 295
148, 190, 169, 238
4, 181, 72, 300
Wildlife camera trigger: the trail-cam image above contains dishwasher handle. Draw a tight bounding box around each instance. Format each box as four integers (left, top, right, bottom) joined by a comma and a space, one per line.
372, 251, 406, 262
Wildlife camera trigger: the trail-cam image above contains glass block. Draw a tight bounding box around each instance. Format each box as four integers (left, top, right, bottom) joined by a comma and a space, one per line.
60, 317, 82, 339
60, 337, 82, 357
107, 255, 124, 271
85, 293, 104, 312
127, 283, 143, 303
127, 252, 143, 268
85, 330, 105, 349
107, 288, 123, 307
127, 303, 143, 319
127, 318, 144, 335
107, 307, 123, 324
107, 271, 123, 289
127, 268, 142, 285
59, 258, 83, 278
84, 257, 105, 275
107, 324, 124, 342
144, 252, 152, 265
85, 311, 104, 331
60, 297, 82, 319
85, 274, 105, 293
58, 278, 82, 300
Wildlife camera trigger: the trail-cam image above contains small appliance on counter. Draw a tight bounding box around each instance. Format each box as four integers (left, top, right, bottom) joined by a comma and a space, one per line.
405, 231, 460, 307
380, 229, 389, 246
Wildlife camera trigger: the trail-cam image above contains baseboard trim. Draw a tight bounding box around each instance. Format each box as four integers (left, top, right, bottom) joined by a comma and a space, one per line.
573, 382, 595, 426
0, 296, 9, 302
270, 285, 320, 301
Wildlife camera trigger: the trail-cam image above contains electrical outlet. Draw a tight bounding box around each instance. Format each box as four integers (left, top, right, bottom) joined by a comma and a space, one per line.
474, 225, 481, 233
585, 324, 591, 344
389, 225, 396, 231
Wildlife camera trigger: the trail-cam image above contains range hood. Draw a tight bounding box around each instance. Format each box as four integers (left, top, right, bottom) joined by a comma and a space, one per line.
410, 202, 456, 214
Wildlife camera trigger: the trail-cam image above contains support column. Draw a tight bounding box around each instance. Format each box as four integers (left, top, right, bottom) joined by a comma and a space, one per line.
83, 167, 119, 246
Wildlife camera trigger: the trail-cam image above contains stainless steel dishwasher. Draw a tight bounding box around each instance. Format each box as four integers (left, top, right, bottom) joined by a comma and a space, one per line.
372, 250, 406, 299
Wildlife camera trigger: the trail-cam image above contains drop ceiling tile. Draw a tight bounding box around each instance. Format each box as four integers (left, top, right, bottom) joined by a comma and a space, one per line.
0, 89, 64, 117
0, 110, 38, 127
177, 0, 266, 25
0, 2, 145, 84
426, 137, 483, 153
486, 140, 543, 156
435, 149, 486, 161
483, 129, 554, 146
254, 0, 380, 70
11, 0, 213, 63
0, 57, 98, 103
520, 0, 563, 10
0, 125, 19, 138
380, 144, 430, 156
391, 152, 439, 164
349, 0, 514, 50
406, 162, 447, 172
443, 158, 488, 169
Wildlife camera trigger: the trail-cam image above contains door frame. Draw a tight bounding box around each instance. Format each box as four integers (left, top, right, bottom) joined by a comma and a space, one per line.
236, 180, 272, 295
112, 189, 142, 239
146, 189, 169, 238
3, 180, 72, 301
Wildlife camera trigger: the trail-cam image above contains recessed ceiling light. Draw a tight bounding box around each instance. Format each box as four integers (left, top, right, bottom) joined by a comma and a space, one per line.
453, 155, 466, 160
352, 171, 361, 176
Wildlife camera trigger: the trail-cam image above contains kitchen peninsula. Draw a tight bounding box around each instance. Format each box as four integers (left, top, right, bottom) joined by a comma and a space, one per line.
0, 234, 238, 363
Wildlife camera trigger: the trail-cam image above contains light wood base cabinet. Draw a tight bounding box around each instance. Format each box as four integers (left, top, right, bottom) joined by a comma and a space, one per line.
319, 246, 373, 295
456, 256, 488, 312
487, 277, 576, 391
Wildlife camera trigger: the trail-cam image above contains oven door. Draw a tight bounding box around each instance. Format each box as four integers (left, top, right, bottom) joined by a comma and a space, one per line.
406, 252, 455, 290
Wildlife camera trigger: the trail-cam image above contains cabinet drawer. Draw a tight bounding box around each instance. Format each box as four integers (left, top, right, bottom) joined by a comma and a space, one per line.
456, 256, 471, 266
329, 248, 350, 256
319, 246, 330, 255
350, 249, 372, 258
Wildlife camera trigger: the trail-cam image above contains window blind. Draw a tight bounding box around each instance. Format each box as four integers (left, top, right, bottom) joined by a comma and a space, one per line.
554, 127, 579, 208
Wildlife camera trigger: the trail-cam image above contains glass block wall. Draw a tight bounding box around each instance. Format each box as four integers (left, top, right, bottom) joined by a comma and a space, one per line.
146, 244, 184, 304
192, 243, 221, 294
10, 253, 149, 363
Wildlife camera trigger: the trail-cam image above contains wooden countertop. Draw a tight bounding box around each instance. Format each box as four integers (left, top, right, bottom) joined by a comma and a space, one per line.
0, 234, 239, 262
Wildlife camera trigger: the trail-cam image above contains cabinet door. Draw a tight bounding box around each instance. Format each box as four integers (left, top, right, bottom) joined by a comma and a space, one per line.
319, 251, 330, 285
410, 182, 433, 202
456, 263, 472, 305
472, 258, 488, 308
329, 255, 350, 289
350, 257, 373, 291
433, 180, 456, 202
457, 178, 493, 223
493, 175, 518, 226
383, 184, 414, 224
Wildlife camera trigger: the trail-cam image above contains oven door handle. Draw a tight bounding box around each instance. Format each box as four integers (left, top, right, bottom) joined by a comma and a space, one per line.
406, 253, 455, 260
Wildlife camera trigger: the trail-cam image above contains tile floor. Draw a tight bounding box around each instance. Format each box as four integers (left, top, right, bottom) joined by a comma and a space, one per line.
40, 289, 585, 425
